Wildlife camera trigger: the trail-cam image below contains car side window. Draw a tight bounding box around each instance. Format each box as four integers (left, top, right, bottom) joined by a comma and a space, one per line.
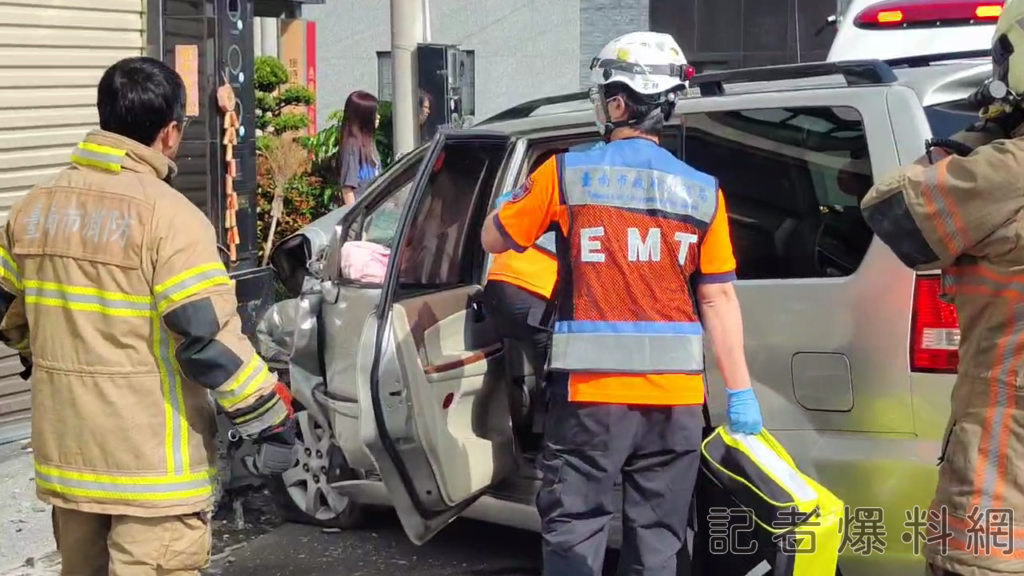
397, 139, 508, 288
348, 156, 422, 250
925, 99, 977, 140
660, 123, 682, 158
362, 180, 415, 248
328, 152, 423, 285
682, 106, 875, 280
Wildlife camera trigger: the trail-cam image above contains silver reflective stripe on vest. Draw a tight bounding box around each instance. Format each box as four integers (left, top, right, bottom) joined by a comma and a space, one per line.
562, 166, 716, 224
232, 396, 290, 439
70, 142, 126, 173
535, 231, 557, 255
34, 463, 215, 501
549, 320, 704, 373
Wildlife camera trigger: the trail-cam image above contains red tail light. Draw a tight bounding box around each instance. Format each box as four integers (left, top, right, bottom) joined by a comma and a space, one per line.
910, 275, 960, 374
854, 0, 1004, 29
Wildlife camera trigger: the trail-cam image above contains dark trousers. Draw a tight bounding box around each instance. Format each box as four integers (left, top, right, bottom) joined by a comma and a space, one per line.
536, 389, 703, 576
482, 279, 552, 379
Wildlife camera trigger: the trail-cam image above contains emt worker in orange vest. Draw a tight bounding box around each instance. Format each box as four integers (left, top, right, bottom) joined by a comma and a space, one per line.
481, 32, 764, 576
0, 57, 296, 575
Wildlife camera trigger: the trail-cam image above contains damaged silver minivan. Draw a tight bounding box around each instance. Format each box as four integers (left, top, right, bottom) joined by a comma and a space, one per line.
256, 53, 988, 576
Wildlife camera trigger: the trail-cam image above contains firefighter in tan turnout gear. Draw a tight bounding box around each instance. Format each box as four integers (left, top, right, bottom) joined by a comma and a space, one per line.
0, 57, 296, 575
861, 4, 1024, 575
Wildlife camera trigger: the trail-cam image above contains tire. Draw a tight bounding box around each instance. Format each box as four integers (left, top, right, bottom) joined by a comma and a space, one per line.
266, 410, 367, 529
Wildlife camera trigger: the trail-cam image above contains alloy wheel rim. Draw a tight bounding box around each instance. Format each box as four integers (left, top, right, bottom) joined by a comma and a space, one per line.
281, 411, 351, 520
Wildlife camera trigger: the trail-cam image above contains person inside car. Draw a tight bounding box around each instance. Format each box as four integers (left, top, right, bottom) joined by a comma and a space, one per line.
483, 150, 562, 441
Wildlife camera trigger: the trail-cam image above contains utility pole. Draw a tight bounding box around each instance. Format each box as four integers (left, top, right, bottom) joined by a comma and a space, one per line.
389, 0, 424, 156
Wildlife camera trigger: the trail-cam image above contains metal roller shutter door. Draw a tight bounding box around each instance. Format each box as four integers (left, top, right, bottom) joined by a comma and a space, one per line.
0, 0, 145, 444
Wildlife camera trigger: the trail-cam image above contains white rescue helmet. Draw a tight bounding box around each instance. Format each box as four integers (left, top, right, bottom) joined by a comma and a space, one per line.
589, 32, 695, 97
993, 0, 1024, 96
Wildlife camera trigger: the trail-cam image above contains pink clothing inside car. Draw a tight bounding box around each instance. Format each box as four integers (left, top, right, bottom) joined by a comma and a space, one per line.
340, 241, 390, 283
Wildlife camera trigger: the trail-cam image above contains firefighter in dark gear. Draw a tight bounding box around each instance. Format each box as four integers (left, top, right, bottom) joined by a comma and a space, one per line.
0, 57, 295, 576
481, 32, 764, 576
860, 5, 1024, 574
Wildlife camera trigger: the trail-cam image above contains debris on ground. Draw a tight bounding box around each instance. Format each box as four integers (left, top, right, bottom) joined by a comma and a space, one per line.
0, 487, 284, 576
211, 487, 285, 555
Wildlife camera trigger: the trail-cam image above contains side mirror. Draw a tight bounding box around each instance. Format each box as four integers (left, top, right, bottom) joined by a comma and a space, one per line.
270, 235, 313, 297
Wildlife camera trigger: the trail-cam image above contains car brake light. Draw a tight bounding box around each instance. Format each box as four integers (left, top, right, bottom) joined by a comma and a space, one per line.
854, 0, 1004, 28
910, 275, 960, 373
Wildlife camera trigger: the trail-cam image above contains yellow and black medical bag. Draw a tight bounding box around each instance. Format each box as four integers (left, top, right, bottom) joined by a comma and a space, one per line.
692, 425, 845, 576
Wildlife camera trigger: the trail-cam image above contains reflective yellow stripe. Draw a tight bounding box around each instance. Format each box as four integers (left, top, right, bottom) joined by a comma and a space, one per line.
214, 354, 273, 410
154, 314, 189, 476
35, 462, 214, 502
23, 280, 153, 317
24, 279, 189, 476
154, 263, 232, 314
0, 247, 21, 292
233, 396, 290, 439
71, 142, 126, 174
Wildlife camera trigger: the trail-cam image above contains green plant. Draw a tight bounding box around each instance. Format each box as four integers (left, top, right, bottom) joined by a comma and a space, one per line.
256, 159, 334, 265
303, 110, 343, 174
376, 101, 395, 169
254, 56, 316, 144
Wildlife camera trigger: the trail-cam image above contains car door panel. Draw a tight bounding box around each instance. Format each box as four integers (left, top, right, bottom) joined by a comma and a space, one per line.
320, 282, 383, 474
283, 149, 428, 475
359, 131, 518, 544
389, 288, 514, 506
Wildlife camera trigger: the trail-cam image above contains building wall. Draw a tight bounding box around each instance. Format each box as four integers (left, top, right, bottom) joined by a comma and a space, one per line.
650, 0, 838, 71
0, 0, 146, 444
579, 0, 649, 89
305, 0, 582, 127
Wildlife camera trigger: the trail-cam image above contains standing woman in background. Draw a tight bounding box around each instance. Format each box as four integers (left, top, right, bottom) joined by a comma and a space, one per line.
338, 90, 381, 206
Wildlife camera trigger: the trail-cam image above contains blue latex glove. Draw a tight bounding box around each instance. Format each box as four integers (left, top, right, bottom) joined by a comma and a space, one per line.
493, 189, 516, 209
726, 387, 763, 435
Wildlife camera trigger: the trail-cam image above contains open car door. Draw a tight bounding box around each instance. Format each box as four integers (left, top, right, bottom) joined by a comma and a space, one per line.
357, 131, 519, 544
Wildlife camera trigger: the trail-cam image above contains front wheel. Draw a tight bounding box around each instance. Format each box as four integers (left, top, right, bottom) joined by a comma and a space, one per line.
267, 410, 366, 528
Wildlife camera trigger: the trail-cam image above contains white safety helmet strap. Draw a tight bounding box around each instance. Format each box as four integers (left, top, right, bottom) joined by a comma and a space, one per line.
590, 57, 691, 96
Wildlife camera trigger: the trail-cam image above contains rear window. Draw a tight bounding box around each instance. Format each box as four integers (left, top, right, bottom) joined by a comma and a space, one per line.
682, 106, 875, 280
924, 99, 978, 139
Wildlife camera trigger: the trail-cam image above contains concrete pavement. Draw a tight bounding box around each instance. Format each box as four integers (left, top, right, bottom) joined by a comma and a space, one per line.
211, 512, 631, 576
0, 442, 53, 573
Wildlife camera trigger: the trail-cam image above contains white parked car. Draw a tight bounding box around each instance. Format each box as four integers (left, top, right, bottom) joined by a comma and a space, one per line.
828, 0, 1006, 62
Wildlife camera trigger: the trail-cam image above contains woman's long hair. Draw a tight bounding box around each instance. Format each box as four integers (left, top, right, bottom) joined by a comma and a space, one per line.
340, 90, 379, 169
